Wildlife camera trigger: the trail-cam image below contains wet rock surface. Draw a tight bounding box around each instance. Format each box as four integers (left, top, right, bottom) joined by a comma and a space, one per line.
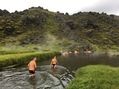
0, 65, 74, 89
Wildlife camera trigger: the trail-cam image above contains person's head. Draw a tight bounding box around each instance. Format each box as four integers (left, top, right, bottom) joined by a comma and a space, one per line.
33, 57, 37, 61
54, 56, 56, 59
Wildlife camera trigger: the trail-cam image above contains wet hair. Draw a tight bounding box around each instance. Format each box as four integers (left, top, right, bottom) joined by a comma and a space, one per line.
33, 57, 37, 61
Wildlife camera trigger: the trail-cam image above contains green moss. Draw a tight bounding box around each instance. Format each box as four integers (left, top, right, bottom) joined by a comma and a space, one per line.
0, 8, 119, 52
67, 65, 119, 89
0, 50, 35, 55
0, 51, 61, 68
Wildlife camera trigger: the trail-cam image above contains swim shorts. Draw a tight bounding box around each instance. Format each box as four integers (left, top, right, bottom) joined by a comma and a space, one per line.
52, 64, 56, 67
29, 70, 35, 74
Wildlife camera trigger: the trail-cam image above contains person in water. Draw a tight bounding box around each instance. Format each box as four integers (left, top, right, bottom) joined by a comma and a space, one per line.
27, 57, 37, 78
50, 56, 58, 70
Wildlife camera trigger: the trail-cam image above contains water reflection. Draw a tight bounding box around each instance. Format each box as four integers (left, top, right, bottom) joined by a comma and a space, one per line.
58, 52, 119, 71
32, 52, 119, 72
1, 52, 119, 89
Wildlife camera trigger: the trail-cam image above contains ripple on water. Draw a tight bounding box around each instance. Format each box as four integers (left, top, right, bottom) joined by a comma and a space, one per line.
0, 65, 74, 89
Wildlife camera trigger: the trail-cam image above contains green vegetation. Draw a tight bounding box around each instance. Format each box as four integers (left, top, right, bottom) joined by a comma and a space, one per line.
66, 65, 119, 89
0, 50, 35, 55
0, 50, 61, 68
0, 7, 119, 51
1, 8, 119, 88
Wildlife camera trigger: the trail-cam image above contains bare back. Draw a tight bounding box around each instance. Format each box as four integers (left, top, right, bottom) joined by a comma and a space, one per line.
51, 58, 57, 64
28, 60, 36, 71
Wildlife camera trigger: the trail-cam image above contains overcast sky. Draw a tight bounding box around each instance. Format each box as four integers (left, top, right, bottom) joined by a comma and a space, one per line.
0, 0, 119, 16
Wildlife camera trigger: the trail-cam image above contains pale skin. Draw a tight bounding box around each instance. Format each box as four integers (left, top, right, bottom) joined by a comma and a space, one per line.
50, 56, 58, 70
27, 57, 37, 78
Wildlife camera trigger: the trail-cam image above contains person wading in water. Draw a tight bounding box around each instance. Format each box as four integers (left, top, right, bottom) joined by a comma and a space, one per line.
50, 56, 58, 71
27, 57, 37, 78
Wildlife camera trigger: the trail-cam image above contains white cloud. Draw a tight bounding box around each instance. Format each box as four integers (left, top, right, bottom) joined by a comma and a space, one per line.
81, 0, 119, 15
0, 0, 119, 15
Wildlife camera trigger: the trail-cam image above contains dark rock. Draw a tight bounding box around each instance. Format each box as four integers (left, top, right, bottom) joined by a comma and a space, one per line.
3, 27, 15, 35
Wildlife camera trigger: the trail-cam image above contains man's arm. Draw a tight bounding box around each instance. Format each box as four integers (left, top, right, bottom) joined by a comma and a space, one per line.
34, 62, 37, 70
56, 59, 58, 64
50, 59, 53, 65
27, 63, 30, 67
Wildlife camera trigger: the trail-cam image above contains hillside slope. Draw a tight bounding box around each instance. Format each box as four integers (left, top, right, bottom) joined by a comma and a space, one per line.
0, 7, 119, 51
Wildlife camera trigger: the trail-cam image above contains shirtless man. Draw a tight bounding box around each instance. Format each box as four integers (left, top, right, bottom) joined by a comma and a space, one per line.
27, 57, 37, 78
50, 56, 58, 70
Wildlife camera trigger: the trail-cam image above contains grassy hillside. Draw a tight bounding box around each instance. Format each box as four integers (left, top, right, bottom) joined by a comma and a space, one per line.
0, 7, 119, 51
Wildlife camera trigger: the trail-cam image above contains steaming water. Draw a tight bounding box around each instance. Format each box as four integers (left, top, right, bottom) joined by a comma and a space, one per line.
0, 52, 119, 89
0, 65, 73, 89
38, 52, 119, 71
58, 52, 119, 71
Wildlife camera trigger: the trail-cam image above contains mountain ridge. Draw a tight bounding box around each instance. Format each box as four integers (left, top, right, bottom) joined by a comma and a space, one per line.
0, 7, 119, 51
